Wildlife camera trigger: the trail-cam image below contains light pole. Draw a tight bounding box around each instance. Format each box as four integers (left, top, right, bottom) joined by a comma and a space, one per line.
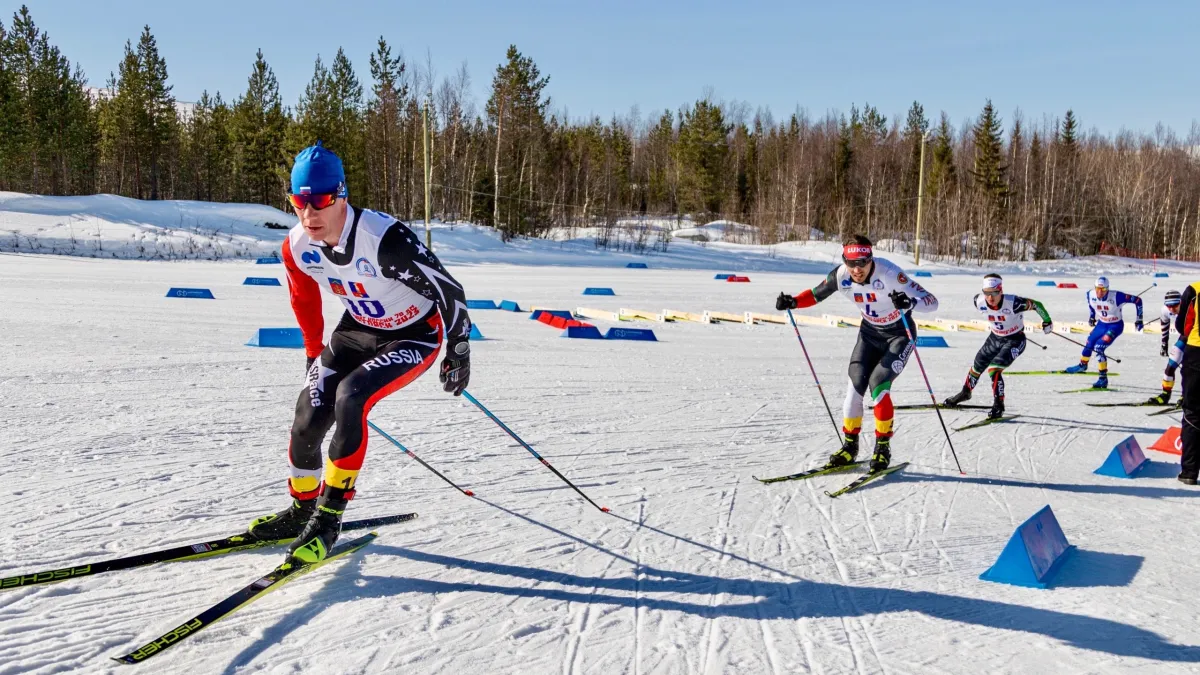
914, 129, 931, 266
423, 96, 432, 248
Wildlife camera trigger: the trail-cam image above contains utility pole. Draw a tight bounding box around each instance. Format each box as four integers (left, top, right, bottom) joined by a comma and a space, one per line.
423, 96, 432, 248
914, 129, 930, 266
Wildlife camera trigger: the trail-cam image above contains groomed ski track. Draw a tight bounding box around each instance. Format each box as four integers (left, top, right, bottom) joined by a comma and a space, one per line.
1, 254, 1198, 674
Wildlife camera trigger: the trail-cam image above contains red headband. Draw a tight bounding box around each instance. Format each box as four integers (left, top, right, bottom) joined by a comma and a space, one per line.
842, 244, 873, 260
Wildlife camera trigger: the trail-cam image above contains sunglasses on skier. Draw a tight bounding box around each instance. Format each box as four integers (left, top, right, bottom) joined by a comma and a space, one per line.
286, 192, 339, 211
842, 257, 872, 269
982, 289, 1002, 296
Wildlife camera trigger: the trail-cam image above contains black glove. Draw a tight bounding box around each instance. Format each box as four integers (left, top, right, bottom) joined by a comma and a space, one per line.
889, 290, 914, 311
776, 292, 797, 311
1088, 317, 1097, 327
1161, 345, 1169, 357
440, 338, 470, 396
1135, 320, 1144, 332
306, 355, 316, 374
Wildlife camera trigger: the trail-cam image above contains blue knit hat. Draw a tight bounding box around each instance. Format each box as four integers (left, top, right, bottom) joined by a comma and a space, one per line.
291, 140, 347, 197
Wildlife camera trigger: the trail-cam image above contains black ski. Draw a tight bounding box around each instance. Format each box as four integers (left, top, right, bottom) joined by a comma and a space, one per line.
113, 532, 378, 664
894, 403, 992, 411
953, 415, 1022, 432
1086, 401, 1172, 408
1, 512, 417, 592
1058, 387, 1120, 394
825, 462, 910, 498
754, 461, 864, 484
1148, 404, 1184, 417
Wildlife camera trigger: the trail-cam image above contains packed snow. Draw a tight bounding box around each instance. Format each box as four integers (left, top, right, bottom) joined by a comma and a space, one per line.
1, 194, 1199, 674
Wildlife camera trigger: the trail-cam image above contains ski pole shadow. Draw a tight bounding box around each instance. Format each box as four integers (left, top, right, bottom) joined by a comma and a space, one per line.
340, 544, 1197, 663
1020, 415, 1169, 435
894, 471, 1200, 499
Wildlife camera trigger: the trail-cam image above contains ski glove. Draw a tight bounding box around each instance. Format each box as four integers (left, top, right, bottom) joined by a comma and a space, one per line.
440, 338, 470, 396
1135, 320, 1144, 332
1088, 317, 1097, 327
1042, 321, 1053, 334
776, 292, 797, 311
306, 355, 316, 374
889, 290, 914, 311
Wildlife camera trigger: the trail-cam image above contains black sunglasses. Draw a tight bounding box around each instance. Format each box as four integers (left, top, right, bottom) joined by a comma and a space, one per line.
843, 257, 872, 269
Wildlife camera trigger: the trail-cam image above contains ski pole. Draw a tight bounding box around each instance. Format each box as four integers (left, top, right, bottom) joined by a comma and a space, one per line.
1134, 282, 1157, 297
367, 420, 475, 496
786, 309, 843, 446
461, 391, 610, 513
1026, 336, 1048, 350
1051, 330, 1122, 364
898, 313, 965, 475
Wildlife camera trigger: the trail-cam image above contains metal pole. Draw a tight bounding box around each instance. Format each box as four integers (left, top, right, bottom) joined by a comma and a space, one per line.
914, 130, 929, 266
423, 97, 432, 248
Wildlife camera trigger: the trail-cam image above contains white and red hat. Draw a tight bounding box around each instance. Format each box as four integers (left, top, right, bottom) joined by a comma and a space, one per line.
842, 243, 873, 261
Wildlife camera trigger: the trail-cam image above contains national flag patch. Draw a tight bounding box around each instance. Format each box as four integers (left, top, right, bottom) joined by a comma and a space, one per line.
349, 281, 369, 298
328, 278, 347, 296
866, 293, 877, 302
854, 293, 864, 302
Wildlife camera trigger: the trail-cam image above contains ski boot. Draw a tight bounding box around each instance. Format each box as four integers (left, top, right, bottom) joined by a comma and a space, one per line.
287, 494, 348, 563
1063, 362, 1088, 374
1179, 473, 1198, 486
828, 434, 859, 467
1092, 373, 1109, 389
942, 387, 972, 408
1146, 391, 1171, 405
869, 439, 891, 472
987, 399, 1005, 420
247, 498, 316, 542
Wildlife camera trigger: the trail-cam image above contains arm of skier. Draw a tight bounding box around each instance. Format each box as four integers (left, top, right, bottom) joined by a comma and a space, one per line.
903, 279, 938, 313
1177, 286, 1196, 338
281, 241, 325, 360
1015, 297, 1053, 331
378, 223, 472, 339
778, 267, 839, 310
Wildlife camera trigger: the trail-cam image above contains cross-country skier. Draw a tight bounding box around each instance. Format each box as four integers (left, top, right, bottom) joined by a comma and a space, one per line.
248, 141, 472, 562
1148, 289, 1185, 405
942, 274, 1053, 418
776, 235, 938, 472
1175, 282, 1200, 485
1063, 276, 1143, 389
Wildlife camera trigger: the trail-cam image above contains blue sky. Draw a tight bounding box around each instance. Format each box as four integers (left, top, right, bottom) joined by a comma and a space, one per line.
22, 0, 1200, 137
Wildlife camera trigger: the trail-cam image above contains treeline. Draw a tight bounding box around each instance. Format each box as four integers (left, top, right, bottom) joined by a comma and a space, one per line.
2, 6, 1199, 261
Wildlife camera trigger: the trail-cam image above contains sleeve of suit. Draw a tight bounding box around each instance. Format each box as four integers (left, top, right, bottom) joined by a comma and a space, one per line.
281, 240, 325, 359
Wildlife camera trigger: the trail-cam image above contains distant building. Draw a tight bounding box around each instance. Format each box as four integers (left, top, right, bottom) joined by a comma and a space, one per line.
85, 86, 196, 122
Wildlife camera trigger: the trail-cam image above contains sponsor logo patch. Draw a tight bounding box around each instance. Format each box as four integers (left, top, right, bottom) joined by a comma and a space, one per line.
301, 251, 322, 265
896, 272, 909, 284
355, 257, 378, 278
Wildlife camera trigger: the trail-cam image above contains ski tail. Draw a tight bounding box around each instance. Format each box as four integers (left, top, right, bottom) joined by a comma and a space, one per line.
113, 532, 378, 665
1, 512, 415, 592
825, 463, 910, 498
755, 462, 863, 484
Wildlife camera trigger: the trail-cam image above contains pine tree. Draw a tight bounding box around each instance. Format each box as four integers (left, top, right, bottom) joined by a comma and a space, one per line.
486, 45, 550, 236
365, 37, 407, 213
927, 112, 956, 197
292, 56, 334, 155
1060, 109, 1078, 156
901, 101, 928, 204
231, 49, 287, 207
328, 48, 364, 202
970, 99, 1008, 218
674, 97, 730, 216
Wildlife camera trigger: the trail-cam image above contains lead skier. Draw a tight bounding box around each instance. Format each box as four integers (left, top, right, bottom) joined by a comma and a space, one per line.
942, 274, 1053, 418
1147, 289, 1184, 405
248, 141, 472, 562
1062, 276, 1143, 389
776, 235, 938, 472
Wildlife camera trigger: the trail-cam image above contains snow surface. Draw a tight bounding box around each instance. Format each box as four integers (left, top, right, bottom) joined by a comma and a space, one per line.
2, 195, 1200, 674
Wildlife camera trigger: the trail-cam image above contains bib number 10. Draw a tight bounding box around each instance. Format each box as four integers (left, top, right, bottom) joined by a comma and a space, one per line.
343, 298, 386, 318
